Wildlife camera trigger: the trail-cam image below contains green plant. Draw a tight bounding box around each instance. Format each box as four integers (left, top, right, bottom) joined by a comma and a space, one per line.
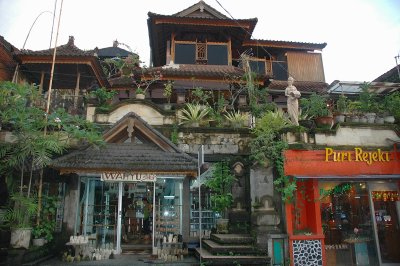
2, 193, 38, 229
336, 94, 348, 114
384, 91, 400, 119
170, 124, 179, 144
177, 103, 210, 125
32, 195, 57, 241
0, 81, 103, 226
250, 110, 295, 202
204, 161, 236, 218
300, 93, 331, 118
358, 82, 378, 113
135, 87, 144, 95
224, 110, 247, 128
191, 87, 212, 105
163, 81, 173, 104
89, 87, 117, 106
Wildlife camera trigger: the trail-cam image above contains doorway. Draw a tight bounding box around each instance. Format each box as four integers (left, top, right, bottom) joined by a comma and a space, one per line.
369, 182, 400, 265
78, 176, 184, 255
121, 182, 154, 254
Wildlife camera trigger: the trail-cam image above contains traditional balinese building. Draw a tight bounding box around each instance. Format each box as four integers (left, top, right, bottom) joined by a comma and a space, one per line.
0, 35, 17, 81
2, 1, 337, 264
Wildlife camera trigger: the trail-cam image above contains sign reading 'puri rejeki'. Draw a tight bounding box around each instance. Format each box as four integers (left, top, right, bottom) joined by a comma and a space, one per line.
101, 172, 157, 182
284, 148, 400, 176
325, 147, 390, 165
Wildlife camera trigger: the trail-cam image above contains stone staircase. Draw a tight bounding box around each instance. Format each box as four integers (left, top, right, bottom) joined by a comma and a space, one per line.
195, 234, 271, 265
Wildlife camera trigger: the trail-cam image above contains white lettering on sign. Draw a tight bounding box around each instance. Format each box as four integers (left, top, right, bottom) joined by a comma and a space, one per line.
101, 172, 157, 182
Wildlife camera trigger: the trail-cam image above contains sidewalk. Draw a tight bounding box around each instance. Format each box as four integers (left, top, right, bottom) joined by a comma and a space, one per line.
37, 254, 200, 266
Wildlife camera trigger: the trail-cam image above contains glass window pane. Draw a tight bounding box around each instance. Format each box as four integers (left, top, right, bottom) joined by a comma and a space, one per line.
175, 44, 196, 64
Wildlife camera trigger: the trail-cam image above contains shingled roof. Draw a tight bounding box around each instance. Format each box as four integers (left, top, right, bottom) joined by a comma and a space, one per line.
50, 112, 197, 175
16, 36, 95, 57
109, 64, 262, 87
50, 143, 197, 175
268, 80, 328, 94
243, 39, 327, 51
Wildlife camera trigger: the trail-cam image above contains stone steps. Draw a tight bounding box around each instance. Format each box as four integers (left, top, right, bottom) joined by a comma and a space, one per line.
196, 234, 271, 265
195, 247, 270, 265
210, 233, 254, 245
203, 239, 258, 255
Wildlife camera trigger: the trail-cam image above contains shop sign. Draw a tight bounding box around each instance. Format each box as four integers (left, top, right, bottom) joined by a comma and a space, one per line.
325, 147, 390, 165
101, 172, 157, 182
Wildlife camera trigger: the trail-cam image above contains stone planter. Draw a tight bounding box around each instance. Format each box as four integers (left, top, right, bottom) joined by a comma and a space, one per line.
136, 93, 145, 100
384, 115, 395, 124
163, 103, 172, 110
375, 116, 384, 124
10, 228, 32, 249
359, 116, 367, 123
314, 116, 333, 128
216, 218, 229, 234
334, 114, 346, 123
365, 112, 376, 124
32, 238, 46, 247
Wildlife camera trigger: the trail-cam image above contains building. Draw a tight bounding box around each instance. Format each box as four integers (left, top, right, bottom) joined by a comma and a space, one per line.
7, 1, 386, 265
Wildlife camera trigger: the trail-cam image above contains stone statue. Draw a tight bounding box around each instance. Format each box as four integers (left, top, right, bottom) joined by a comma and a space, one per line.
285, 76, 301, 125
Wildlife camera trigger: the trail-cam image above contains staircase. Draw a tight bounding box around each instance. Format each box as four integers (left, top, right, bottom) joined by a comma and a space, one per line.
195, 234, 271, 265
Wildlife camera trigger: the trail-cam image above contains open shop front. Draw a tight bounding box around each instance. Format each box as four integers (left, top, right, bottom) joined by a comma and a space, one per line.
284, 147, 400, 266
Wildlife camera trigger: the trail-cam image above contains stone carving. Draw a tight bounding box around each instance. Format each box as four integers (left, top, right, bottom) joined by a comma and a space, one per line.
292, 239, 323, 266
285, 76, 301, 126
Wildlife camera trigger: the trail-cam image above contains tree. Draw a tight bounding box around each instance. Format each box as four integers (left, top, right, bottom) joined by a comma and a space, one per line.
0, 81, 103, 228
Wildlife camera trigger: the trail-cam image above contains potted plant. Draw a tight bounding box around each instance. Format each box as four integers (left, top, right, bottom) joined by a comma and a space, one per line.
163, 81, 173, 110
358, 83, 378, 123
224, 110, 248, 129
204, 161, 236, 233
300, 93, 333, 127
177, 103, 210, 127
89, 87, 117, 106
32, 195, 57, 246
208, 96, 226, 127
383, 91, 400, 123
135, 87, 145, 99
3, 193, 38, 249
334, 94, 348, 123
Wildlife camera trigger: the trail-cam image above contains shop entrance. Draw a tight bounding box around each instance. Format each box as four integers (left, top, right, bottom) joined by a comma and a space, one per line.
78, 176, 184, 255
370, 182, 400, 265
121, 182, 154, 254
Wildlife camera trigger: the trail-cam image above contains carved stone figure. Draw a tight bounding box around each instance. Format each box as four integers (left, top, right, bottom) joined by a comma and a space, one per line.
285, 76, 301, 125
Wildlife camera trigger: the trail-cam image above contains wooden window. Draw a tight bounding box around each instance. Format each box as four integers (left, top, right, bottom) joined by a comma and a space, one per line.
207, 44, 228, 65
175, 43, 196, 64
196, 43, 207, 61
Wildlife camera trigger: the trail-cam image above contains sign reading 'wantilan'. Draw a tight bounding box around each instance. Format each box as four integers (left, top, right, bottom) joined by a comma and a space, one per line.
101, 172, 157, 182
325, 147, 390, 165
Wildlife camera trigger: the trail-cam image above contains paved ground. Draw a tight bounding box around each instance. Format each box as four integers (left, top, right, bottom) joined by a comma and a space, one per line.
37, 254, 200, 266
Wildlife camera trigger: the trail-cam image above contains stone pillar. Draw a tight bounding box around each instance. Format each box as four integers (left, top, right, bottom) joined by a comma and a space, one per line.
250, 165, 281, 248
181, 176, 191, 242
63, 174, 80, 235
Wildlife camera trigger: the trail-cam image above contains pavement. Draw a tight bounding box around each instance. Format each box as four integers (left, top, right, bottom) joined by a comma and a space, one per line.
37, 254, 200, 266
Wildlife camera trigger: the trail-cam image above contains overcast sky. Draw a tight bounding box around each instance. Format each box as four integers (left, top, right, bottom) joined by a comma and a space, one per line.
0, 0, 399, 84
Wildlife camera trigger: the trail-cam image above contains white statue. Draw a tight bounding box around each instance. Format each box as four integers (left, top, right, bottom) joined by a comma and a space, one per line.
285, 76, 301, 125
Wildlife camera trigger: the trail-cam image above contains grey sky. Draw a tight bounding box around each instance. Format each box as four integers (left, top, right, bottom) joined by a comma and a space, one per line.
0, 0, 399, 83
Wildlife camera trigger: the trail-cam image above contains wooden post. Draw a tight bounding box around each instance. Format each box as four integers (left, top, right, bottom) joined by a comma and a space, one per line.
73, 72, 81, 108
39, 71, 45, 95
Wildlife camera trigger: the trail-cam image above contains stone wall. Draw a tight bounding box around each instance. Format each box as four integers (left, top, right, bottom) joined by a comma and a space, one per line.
315, 126, 399, 146
178, 131, 252, 155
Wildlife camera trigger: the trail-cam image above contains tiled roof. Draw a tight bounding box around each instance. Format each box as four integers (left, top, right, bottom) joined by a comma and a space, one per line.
50, 143, 197, 173
109, 64, 251, 86
147, 11, 257, 25
373, 65, 400, 83
173, 0, 229, 19
243, 39, 327, 51
268, 80, 328, 93
16, 36, 95, 57
97, 46, 133, 58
